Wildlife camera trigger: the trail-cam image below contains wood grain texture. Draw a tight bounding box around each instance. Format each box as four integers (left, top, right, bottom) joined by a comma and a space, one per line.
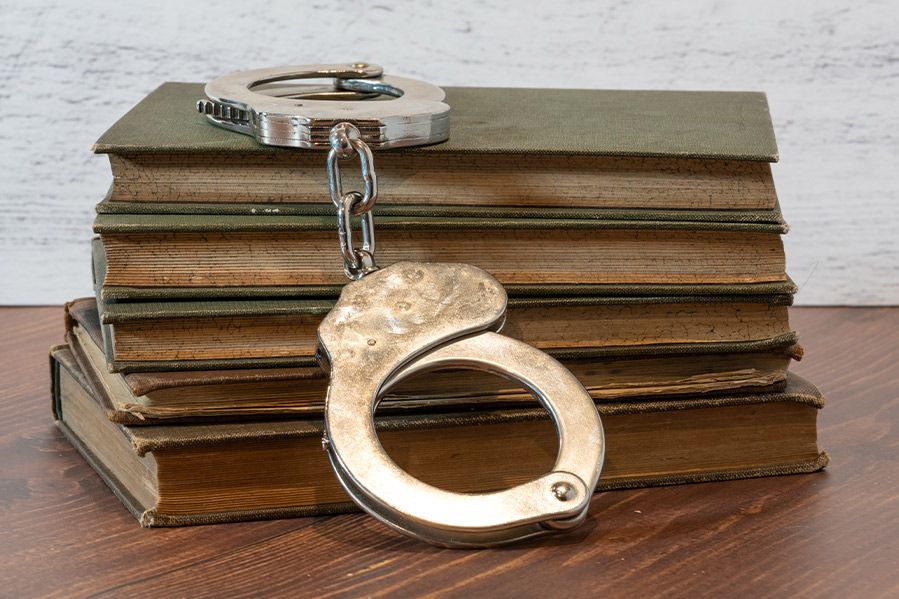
0, 306, 897, 597
0, 1, 897, 305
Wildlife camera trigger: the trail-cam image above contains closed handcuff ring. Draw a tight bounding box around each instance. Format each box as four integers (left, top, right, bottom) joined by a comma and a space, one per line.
318, 262, 605, 548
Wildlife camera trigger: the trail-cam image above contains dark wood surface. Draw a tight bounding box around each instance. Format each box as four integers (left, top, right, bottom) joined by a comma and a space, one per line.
1, 307, 897, 598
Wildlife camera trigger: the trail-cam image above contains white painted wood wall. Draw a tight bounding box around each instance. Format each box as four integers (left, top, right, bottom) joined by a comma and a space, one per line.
1, 0, 896, 305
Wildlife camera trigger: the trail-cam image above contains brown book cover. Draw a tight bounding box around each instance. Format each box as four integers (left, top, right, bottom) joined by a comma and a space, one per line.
93, 213, 788, 293
71, 288, 800, 372
51, 345, 827, 528
66, 300, 797, 425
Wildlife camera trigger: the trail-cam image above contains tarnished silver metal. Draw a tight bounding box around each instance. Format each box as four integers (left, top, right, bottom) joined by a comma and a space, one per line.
197, 63, 450, 148
327, 121, 378, 274
337, 191, 378, 280
318, 262, 605, 548
327, 123, 378, 215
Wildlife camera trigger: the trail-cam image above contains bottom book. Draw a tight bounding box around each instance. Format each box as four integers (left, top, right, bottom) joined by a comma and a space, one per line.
50, 345, 828, 528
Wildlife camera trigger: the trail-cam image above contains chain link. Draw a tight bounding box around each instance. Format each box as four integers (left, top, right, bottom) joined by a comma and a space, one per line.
328, 123, 379, 280
337, 191, 377, 280
327, 123, 378, 214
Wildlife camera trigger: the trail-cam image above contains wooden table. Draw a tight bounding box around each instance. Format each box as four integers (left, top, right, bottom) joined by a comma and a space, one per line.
1, 307, 897, 598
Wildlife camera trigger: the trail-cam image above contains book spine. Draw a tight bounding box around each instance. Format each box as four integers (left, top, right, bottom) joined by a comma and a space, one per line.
90, 239, 118, 364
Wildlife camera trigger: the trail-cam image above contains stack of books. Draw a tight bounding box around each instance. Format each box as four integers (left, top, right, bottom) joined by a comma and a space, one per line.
52, 83, 828, 527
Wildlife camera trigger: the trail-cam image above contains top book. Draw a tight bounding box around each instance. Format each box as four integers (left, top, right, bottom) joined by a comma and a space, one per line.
94, 83, 781, 211
96, 83, 778, 160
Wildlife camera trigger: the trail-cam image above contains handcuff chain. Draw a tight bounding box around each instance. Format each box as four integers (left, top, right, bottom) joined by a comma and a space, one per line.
337, 191, 377, 280
328, 123, 378, 280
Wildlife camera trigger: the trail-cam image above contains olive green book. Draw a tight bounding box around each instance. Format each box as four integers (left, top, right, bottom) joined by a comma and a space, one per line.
80, 292, 799, 372
94, 83, 778, 160
66, 299, 798, 424
94, 82, 780, 213
50, 345, 827, 528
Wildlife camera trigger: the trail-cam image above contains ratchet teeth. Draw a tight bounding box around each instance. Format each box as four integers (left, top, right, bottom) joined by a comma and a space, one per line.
196, 99, 248, 123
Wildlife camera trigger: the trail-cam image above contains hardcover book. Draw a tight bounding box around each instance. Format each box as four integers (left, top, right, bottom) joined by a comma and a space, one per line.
66, 300, 799, 424
93, 212, 788, 291
51, 345, 827, 528
94, 83, 780, 213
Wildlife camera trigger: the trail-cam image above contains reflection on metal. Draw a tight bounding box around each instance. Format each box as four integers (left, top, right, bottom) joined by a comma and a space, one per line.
197, 63, 449, 148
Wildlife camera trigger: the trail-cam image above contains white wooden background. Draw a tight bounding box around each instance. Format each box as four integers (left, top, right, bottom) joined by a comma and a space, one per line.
1, 0, 897, 305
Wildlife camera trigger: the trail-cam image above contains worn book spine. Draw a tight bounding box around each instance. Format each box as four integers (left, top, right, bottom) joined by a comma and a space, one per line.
86, 244, 116, 366
95, 227, 788, 291
66, 321, 797, 426
50, 346, 828, 528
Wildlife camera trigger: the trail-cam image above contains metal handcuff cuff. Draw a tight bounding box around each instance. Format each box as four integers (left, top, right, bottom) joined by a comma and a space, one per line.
198, 64, 605, 548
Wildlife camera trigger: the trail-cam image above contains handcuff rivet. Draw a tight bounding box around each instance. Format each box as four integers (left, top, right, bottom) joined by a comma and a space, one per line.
329, 123, 359, 159
552, 482, 576, 502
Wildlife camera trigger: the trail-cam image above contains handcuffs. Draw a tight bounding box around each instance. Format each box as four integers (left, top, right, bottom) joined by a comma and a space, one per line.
198, 64, 605, 548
